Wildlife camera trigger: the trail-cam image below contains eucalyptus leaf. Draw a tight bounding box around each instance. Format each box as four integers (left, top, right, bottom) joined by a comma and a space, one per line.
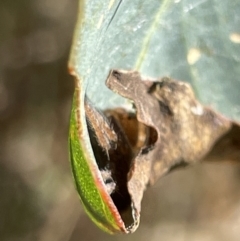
69, 0, 240, 121
69, 0, 240, 235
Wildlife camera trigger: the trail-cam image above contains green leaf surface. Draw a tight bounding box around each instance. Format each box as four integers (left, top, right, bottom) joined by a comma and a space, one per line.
69, 90, 126, 234
70, 0, 240, 121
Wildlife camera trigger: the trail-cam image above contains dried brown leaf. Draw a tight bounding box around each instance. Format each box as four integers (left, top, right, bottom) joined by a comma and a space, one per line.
106, 69, 236, 215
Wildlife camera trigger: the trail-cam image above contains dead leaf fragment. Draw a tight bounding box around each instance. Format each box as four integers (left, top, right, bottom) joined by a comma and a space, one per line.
106, 69, 232, 215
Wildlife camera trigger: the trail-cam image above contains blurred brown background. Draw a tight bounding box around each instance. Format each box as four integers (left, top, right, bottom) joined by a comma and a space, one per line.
0, 1, 240, 241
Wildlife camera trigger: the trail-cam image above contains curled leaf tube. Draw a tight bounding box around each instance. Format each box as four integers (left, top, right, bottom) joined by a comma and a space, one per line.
69, 77, 154, 233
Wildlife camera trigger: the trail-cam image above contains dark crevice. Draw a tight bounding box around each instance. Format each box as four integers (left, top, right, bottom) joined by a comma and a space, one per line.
86, 109, 133, 226
86, 105, 158, 228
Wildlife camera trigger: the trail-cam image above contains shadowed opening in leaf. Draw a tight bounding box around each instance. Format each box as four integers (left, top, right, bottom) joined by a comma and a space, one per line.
86, 105, 157, 228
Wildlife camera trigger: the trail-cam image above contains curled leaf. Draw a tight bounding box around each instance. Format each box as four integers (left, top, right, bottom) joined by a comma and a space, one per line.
69, 69, 239, 234
69, 83, 139, 234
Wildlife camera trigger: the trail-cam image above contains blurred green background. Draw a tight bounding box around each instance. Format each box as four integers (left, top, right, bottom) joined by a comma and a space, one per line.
0, 1, 240, 241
